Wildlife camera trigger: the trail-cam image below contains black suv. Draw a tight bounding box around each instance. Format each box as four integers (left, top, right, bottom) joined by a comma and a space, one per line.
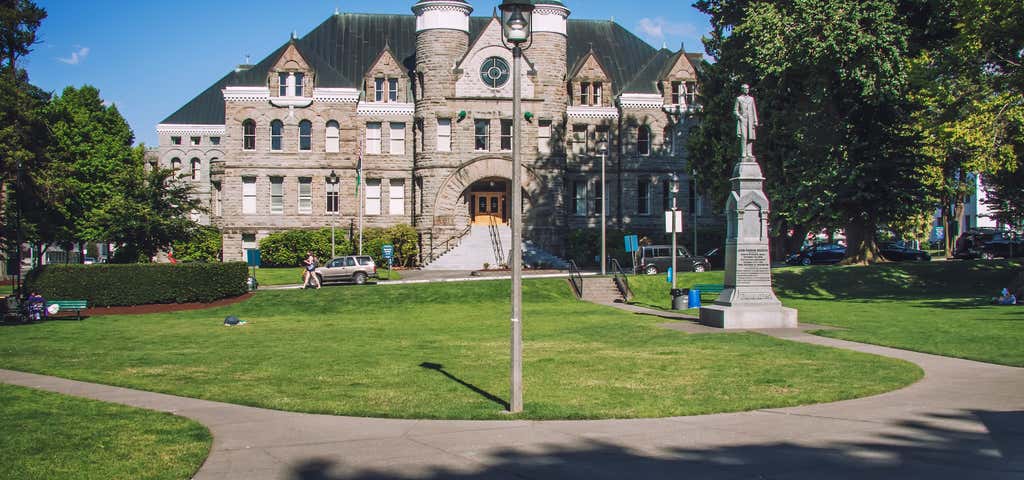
636, 245, 710, 275
953, 229, 1023, 260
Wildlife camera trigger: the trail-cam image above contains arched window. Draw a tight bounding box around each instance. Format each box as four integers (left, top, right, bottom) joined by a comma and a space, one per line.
242, 119, 256, 150
191, 158, 201, 181
170, 157, 181, 172
270, 120, 283, 151
325, 120, 340, 153
638, 126, 651, 156
299, 120, 312, 151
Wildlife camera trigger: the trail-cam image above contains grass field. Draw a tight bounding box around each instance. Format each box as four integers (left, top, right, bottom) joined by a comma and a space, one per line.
254, 266, 401, 286
630, 260, 1024, 366
0, 279, 918, 420
0, 384, 210, 480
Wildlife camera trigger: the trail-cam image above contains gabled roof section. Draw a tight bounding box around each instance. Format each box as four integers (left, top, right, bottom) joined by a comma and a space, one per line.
621, 49, 674, 94
566, 20, 657, 96
161, 70, 235, 125
229, 37, 350, 88
568, 49, 613, 82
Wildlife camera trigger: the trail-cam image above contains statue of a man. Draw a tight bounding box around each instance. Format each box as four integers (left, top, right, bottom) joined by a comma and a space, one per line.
734, 84, 758, 159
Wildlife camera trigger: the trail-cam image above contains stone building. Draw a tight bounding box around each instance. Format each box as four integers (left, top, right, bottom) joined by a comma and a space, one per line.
156, 0, 709, 264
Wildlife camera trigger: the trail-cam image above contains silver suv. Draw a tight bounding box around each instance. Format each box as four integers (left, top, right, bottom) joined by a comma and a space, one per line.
315, 256, 378, 285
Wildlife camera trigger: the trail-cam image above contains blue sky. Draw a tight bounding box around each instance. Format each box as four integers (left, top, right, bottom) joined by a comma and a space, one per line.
25, 0, 711, 146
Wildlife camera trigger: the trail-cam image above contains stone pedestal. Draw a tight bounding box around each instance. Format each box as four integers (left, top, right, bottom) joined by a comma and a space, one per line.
699, 158, 798, 329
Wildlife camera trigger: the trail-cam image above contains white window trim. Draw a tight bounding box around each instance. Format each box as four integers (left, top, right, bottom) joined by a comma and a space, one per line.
389, 179, 405, 216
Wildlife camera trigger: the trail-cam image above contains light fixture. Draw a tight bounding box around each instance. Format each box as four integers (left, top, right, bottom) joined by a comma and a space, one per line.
499, 0, 534, 46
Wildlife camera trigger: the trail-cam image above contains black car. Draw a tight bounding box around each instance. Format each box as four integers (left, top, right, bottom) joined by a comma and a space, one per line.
878, 242, 931, 262
786, 243, 846, 266
953, 229, 1023, 260
636, 245, 710, 275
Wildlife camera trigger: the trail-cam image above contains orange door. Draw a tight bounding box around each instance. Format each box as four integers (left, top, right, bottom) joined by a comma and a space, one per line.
473, 193, 506, 225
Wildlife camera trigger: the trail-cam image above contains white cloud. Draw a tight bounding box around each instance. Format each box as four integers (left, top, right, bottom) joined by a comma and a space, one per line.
637, 17, 697, 41
57, 46, 90, 65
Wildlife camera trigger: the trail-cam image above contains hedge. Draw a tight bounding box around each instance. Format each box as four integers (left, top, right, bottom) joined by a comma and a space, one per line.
24, 262, 249, 307
259, 225, 419, 267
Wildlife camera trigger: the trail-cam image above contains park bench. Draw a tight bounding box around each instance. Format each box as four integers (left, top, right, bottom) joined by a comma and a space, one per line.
46, 300, 88, 321
692, 284, 725, 298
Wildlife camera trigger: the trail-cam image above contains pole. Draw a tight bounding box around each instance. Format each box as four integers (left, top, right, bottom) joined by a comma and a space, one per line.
600, 151, 606, 275
358, 181, 364, 256
509, 44, 524, 414
671, 196, 678, 291
13, 160, 23, 297
692, 170, 698, 256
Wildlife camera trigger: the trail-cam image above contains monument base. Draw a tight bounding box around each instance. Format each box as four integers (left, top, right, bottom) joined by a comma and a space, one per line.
699, 304, 798, 330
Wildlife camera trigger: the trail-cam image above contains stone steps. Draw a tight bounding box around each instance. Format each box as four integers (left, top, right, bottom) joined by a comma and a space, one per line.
423, 225, 570, 271
579, 277, 626, 303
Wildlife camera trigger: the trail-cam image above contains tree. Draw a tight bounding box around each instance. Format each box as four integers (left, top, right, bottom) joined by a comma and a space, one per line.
692, 0, 937, 263
173, 225, 223, 263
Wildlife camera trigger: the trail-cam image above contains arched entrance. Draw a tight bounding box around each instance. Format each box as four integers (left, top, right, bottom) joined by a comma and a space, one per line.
431, 157, 544, 229
468, 178, 509, 225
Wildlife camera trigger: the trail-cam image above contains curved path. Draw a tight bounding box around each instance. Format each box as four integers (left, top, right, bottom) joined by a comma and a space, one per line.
2, 329, 1022, 479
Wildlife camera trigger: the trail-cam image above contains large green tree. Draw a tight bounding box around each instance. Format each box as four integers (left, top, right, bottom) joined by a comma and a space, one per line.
692, 0, 941, 263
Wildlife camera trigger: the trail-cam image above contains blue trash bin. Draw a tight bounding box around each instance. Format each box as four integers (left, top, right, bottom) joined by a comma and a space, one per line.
688, 289, 701, 309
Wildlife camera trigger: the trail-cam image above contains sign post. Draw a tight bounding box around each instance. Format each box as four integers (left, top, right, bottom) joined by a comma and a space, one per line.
382, 244, 394, 279
624, 235, 639, 274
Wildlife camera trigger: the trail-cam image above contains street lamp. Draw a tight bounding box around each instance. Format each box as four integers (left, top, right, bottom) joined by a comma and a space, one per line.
499, 0, 534, 415
328, 170, 339, 258
599, 143, 608, 276
670, 173, 681, 306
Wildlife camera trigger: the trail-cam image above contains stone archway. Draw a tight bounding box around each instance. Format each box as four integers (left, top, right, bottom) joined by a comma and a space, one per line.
432, 157, 544, 227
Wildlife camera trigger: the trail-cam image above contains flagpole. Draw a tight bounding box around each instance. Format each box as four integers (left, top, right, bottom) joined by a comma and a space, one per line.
358, 139, 364, 255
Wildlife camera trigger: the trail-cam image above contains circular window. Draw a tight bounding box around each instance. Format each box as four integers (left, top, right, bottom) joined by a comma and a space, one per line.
479, 57, 511, 89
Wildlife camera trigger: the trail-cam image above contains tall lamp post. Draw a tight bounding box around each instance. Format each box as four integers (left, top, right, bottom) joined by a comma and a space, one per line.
328, 170, 339, 258
692, 168, 698, 256
669, 173, 681, 307
599, 144, 607, 275
499, 0, 533, 414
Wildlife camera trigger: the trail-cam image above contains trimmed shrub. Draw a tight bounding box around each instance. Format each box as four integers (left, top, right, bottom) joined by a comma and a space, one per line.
24, 262, 249, 307
259, 229, 351, 267
173, 226, 223, 262
360, 224, 420, 267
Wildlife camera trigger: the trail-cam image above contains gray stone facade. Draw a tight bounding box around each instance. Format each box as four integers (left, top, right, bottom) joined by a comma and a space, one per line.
156, 2, 712, 263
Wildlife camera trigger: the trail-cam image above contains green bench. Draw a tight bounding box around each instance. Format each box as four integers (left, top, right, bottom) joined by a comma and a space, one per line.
46, 300, 88, 321
692, 284, 725, 298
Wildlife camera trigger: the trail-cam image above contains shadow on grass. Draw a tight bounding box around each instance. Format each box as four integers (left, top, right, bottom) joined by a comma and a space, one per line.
419, 362, 509, 411
288, 409, 1023, 479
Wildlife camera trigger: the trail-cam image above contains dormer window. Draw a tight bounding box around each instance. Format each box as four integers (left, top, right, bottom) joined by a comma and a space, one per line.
294, 73, 304, 97
594, 83, 603, 106
580, 83, 589, 106
279, 73, 289, 97
372, 77, 401, 103
685, 81, 697, 107
388, 78, 398, 102
277, 71, 305, 97
576, 82, 603, 106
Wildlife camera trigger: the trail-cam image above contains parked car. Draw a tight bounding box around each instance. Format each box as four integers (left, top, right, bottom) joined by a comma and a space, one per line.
953, 228, 1023, 260
703, 247, 725, 270
636, 245, 710, 275
878, 242, 931, 262
83, 256, 97, 265
785, 243, 846, 266
314, 255, 378, 285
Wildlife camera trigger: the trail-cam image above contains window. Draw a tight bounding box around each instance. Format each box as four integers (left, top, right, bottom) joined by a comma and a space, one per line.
388, 78, 398, 102
243, 119, 256, 150
374, 78, 384, 102
500, 119, 513, 151
326, 177, 340, 214
365, 179, 381, 216
596, 126, 610, 155
593, 178, 603, 215
638, 179, 651, 215
270, 120, 284, 151
242, 234, 257, 252
299, 120, 312, 151
325, 120, 340, 153
538, 120, 552, 154
572, 181, 587, 216
415, 177, 424, 215
389, 179, 405, 216
242, 177, 257, 214
389, 122, 405, 155
295, 73, 304, 97
437, 118, 452, 152
685, 81, 697, 107
171, 136, 182, 145
213, 182, 222, 216
638, 126, 651, 156
474, 119, 489, 151
593, 82, 603, 106
571, 124, 587, 156
580, 82, 590, 106
191, 158, 201, 181
210, 136, 221, 146
671, 81, 682, 105
190, 136, 201, 146
170, 158, 181, 172
366, 122, 382, 154
279, 72, 289, 97
270, 177, 284, 214
298, 177, 312, 214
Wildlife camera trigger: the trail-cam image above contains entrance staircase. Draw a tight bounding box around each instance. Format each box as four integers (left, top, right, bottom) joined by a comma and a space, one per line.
578, 277, 628, 304
423, 224, 569, 271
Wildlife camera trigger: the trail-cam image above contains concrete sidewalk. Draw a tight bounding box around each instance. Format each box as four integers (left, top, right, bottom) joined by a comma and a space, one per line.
262, 269, 597, 290
2, 328, 1022, 479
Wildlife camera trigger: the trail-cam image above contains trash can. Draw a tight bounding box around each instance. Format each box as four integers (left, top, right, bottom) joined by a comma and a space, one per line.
671, 288, 687, 310
687, 289, 702, 309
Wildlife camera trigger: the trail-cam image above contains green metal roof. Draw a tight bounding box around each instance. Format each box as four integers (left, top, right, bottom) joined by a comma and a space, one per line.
162, 13, 691, 125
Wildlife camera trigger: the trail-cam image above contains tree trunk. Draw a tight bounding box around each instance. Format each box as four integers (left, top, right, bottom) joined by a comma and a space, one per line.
842, 216, 883, 265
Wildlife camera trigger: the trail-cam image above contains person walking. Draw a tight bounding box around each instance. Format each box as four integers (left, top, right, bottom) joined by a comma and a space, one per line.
303, 252, 321, 289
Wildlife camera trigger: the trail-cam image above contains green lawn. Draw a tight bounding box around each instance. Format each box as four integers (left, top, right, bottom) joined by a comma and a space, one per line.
630, 260, 1024, 366
254, 266, 401, 286
0, 279, 918, 420
0, 384, 210, 480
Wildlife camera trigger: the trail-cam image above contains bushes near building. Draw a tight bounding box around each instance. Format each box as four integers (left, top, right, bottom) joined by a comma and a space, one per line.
259, 225, 419, 268
24, 262, 249, 307
173, 226, 223, 263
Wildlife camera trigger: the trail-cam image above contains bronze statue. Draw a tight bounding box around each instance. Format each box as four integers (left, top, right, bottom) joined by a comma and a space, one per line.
734, 84, 758, 159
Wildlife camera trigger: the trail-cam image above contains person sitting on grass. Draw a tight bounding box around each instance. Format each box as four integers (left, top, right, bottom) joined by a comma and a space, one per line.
993, 288, 1017, 305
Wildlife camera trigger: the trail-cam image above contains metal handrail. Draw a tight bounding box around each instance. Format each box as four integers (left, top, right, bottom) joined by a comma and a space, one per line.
427, 223, 473, 264
610, 258, 633, 301
488, 218, 505, 266
568, 260, 583, 299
